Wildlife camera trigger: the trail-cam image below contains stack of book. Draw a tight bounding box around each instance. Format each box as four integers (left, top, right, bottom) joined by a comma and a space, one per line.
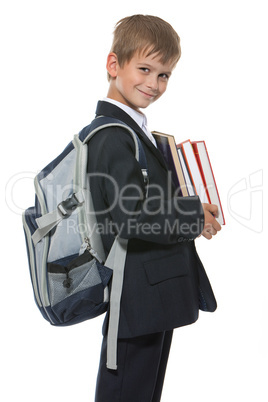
152, 131, 225, 225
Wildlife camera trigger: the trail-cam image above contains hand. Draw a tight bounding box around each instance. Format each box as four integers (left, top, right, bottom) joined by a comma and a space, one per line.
201, 203, 222, 240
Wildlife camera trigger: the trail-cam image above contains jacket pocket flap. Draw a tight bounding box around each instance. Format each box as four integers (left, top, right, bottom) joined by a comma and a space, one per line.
144, 252, 188, 285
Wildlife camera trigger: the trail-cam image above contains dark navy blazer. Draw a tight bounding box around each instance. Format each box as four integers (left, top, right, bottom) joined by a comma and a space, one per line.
87, 101, 217, 339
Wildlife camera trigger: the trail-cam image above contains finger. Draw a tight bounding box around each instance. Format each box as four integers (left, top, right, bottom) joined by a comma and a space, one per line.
213, 220, 222, 232
203, 224, 217, 237
204, 223, 215, 233
209, 227, 217, 236
209, 204, 219, 215
207, 215, 222, 232
202, 229, 212, 240
202, 232, 212, 240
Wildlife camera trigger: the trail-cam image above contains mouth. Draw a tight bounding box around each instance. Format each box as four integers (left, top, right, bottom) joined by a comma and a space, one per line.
137, 89, 156, 99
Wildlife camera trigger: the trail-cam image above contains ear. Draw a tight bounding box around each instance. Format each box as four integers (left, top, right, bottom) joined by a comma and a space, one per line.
106, 52, 119, 78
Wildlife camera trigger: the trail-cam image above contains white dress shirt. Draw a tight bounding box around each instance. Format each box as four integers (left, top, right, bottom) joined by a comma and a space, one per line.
103, 97, 157, 147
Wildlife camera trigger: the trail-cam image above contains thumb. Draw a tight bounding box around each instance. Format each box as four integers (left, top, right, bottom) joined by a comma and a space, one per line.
208, 203, 219, 216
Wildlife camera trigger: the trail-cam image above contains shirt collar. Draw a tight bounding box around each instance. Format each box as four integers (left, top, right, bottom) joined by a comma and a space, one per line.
103, 97, 147, 131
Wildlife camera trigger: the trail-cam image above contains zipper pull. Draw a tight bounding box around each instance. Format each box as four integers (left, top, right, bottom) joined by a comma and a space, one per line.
79, 237, 91, 255
82, 237, 103, 264
84, 237, 91, 250
63, 268, 73, 289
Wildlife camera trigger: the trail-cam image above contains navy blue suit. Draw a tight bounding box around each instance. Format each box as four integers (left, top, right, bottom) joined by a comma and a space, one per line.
87, 101, 216, 401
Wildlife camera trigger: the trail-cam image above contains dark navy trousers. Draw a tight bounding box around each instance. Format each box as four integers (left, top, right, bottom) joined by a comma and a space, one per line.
95, 330, 173, 402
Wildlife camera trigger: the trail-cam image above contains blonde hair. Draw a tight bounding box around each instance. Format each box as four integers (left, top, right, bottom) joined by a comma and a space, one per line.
108, 15, 181, 80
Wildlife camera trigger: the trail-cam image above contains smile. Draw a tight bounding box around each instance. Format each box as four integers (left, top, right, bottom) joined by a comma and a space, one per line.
137, 89, 156, 99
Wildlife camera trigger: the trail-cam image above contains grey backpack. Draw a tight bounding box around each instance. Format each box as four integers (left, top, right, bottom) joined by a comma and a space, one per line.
22, 116, 148, 369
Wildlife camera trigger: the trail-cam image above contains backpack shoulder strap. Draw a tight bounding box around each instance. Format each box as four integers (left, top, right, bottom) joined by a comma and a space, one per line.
81, 116, 148, 370
31, 117, 148, 246
81, 116, 148, 171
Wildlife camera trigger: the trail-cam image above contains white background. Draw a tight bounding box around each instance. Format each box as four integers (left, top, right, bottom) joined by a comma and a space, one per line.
1, 0, 267, 401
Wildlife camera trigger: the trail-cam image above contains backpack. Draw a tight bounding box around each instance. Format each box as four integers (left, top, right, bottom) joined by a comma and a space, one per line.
22, 116, 148, 369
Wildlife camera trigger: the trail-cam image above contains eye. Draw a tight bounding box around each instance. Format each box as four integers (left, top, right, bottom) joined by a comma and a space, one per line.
159, 73, 170, 80
139, 67, 150, 73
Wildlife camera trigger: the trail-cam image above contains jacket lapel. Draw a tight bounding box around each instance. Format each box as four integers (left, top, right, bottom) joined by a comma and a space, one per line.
95, 101, 168, 170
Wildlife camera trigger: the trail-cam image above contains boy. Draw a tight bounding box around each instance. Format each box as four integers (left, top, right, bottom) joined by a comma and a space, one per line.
88, 14, 221, 401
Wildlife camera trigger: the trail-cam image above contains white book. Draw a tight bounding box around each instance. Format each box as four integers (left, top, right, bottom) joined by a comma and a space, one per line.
177, 140, 209, 203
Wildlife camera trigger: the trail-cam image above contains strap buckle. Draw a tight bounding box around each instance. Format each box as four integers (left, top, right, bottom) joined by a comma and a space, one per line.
57, 193, 82, 218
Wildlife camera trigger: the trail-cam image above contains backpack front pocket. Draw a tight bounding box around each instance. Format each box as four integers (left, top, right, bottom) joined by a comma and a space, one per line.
47, 252, 112, 324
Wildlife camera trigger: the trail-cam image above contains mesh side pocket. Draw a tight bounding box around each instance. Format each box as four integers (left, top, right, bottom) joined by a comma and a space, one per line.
47, 252, 113, 324
48, 259, 102, 307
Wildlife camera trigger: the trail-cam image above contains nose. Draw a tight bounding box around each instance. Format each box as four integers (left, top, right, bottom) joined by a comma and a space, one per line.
146, 75, 158, 92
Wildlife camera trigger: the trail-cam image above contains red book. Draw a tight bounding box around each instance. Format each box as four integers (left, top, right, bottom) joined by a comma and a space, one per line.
177, 140, 209, 204
191, 141, 225, 225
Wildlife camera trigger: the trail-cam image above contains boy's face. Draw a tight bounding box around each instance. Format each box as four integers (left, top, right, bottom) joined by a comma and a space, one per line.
107, 51, 174, 112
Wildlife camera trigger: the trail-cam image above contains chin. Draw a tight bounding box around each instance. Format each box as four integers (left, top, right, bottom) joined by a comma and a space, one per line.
138, 99, 155, 109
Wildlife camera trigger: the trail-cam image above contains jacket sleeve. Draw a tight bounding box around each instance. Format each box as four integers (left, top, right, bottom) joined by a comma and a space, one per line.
87, 126, 204, 245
